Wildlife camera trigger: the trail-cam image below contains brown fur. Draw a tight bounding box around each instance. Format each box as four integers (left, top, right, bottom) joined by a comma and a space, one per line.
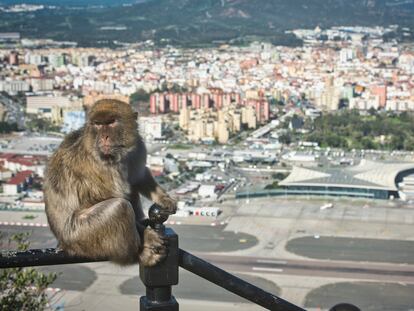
44, 99, 177, 266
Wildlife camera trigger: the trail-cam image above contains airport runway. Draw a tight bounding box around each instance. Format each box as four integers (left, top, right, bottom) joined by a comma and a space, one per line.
305, 281, 414, 311
2, 224, 414, 310
200, 253, 414, 284
286, 236, 414, 264
32, 252, 414, 307
2, 225, 414, 282
0, 224, 258, 252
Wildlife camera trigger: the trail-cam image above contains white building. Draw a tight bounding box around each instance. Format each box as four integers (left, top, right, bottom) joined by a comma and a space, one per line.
139, 116, 165, 141
198, 184, 217, 199
0, 80, 30, 93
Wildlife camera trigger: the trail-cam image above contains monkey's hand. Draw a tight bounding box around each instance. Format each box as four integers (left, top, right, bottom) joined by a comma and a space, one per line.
156, 194, 177, 215
139, 227, 168, 267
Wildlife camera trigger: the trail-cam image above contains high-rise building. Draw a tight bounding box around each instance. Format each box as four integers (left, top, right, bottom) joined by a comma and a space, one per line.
179, 105, 190, 130
31, 78, 54, 92
26, 96, 79, 124
217, 120, 229, 144
191, 93, 201, 109
370, 85, 387, 108
139, 116, 165, 141
8, 51, 19, 66
48, 54, 65, 68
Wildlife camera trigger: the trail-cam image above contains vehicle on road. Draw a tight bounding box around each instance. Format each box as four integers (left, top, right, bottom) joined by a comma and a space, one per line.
320, 203, 334, 210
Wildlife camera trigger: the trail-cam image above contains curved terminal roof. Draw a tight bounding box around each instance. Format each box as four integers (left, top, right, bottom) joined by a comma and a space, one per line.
279, 160, 414, 191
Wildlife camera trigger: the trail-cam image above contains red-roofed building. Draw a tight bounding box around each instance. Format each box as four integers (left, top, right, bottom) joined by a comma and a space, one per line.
3, 170, 34, 195
0, 167, 12, 181
0, 153, 46, 176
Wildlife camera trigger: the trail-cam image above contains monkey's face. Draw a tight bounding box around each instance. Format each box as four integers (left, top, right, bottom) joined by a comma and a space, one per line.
87, 101, 139, 164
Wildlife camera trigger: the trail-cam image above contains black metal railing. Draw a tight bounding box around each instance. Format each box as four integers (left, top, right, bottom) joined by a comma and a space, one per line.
0, 204, 361, 311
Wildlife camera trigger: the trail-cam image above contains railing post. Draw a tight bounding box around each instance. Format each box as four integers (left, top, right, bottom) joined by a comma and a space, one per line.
139, 204, 179, 311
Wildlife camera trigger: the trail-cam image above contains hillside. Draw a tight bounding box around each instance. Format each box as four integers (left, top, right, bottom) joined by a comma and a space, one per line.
0, 0, 413, 47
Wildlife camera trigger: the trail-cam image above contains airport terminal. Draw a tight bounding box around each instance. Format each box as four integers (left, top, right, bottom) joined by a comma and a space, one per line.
237, 160, 414, 200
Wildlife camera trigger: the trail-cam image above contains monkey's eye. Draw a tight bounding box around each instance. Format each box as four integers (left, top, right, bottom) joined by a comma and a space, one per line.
108, 119, 117, 127
93, 119, 117, 126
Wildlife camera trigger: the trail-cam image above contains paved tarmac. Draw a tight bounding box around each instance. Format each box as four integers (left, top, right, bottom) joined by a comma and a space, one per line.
39, 264, 97, 291
286, 236, 414, 264
2, 195, 414, 310
172, 224, 258, 252
0, 224, 258, 252
120, 271, 280, 303
305, 282, 414, 311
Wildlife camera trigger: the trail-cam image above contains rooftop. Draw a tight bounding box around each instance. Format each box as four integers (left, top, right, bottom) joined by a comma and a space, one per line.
6, 170, 34, 185
279, 160, 414, 191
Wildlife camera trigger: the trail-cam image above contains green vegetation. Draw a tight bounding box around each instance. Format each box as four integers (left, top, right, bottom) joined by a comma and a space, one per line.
271, 172, 289, 180
169, 144, 193, 150
303, 110, 414, 151
25, 117, 61, 133
265, 172, 289, 189
130, 89, 150, 103
22, 215, 37, 220
264, 181, 281, 190
0, 122, 18, 133
157, 82, 188, 93
1, 0, 413, 47
0, 232, 57, 311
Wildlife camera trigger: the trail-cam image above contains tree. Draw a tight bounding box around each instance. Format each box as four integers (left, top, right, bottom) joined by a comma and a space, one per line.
278, 132, 292, 145
0, 232, 57, 311
25, 117, 61, 133
264, 181, 280, 189
271, 172, 288, 180
0, 122, 18, 133
130, 89, 150, 103
368, 107, 377, 116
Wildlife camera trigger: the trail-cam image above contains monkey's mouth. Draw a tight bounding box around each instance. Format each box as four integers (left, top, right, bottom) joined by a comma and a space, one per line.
101, 145, 111, 155
99, 144, 125, 155
98, 145, 126, 162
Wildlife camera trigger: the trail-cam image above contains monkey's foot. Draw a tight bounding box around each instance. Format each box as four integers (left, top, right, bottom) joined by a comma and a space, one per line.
139, 227, 168, 267
157, 195, 177, 214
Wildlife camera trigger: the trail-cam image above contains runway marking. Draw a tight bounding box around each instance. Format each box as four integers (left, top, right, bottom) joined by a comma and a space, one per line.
29, 286, 61, 292
0, 222, 48, 227
252, 267, 283, 273
256, 259, 287, 265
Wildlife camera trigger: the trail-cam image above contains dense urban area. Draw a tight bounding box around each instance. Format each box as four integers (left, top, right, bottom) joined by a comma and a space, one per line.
1, 5, 414, 310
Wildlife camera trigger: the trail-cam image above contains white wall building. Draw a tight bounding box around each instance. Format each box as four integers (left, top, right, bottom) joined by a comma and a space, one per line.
139, 116, 165, 141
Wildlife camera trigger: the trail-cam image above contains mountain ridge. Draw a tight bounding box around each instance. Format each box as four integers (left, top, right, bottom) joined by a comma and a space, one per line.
0, 0, 413, 47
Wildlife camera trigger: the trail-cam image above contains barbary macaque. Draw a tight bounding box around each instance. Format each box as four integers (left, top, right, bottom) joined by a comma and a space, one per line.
44, 99, 177, 266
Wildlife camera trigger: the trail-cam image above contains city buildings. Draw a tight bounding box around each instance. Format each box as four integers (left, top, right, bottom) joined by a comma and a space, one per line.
139, 116, 165, 141
26, 96, 81, 124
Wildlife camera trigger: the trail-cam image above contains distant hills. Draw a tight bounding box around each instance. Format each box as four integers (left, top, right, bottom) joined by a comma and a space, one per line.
0, 0, 413, 47
0, 0, 139, 6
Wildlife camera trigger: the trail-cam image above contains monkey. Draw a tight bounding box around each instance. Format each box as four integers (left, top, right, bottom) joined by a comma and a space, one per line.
44, 99, 177, 266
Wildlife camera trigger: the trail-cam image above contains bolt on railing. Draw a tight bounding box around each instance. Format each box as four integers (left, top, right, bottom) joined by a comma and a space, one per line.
0, 204, 361, 311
